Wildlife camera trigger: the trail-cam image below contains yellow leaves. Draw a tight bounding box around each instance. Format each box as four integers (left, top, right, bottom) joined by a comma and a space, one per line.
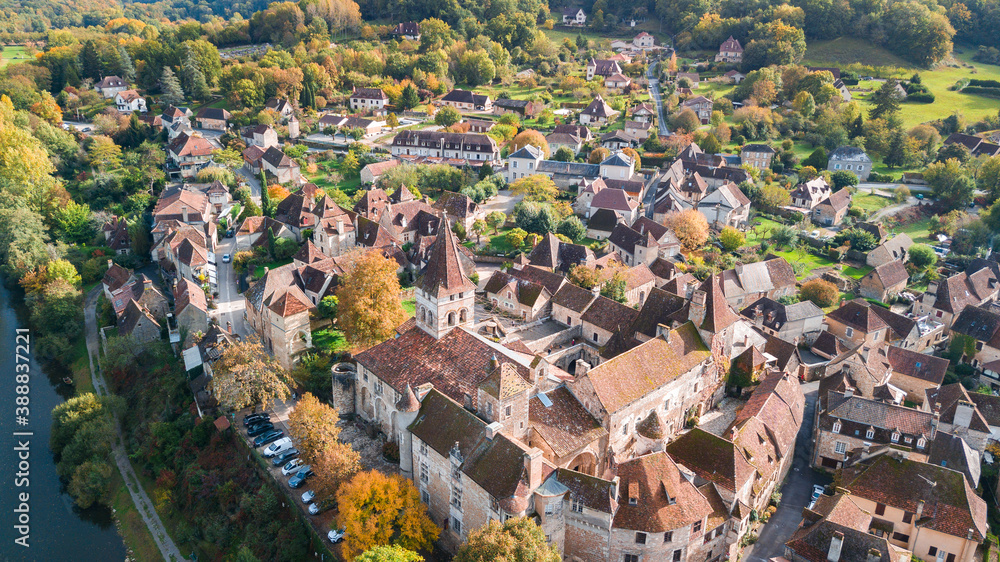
665, 209, 709, 252
287, 393, 341, 462
211, 337, 291, 410
335, 250, 407, 350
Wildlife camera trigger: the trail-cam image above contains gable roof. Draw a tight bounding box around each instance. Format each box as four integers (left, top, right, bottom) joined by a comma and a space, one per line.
865, 260, 909, 290
697, 274, 741, 333
818, 188, 851, 212
886, 346, 948, 384
580, 295, 640, 335
529, 386, 607, 458
719, 36, 742, 52
666, 427, 753, 494
581, 95, 618, 119
173, 277, 208, 316
827, 300, 890, 333
196, 107, 230, 121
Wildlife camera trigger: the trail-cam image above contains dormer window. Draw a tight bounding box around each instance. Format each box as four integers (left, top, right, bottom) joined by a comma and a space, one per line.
917, 437, 926, 448
891, 432, 900, 443
832, 421, 841, 433
866, 428, 875, 439
629, 496, 637, 506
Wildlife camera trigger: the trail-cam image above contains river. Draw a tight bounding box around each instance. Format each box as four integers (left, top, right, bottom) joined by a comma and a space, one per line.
0, 282, 128, 560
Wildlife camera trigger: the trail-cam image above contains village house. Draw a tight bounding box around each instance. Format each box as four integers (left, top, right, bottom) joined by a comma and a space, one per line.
604, 72, 631, 91
839, 454, 986, 562
740, 297, 825, 342
912, 266, 1000, 331
433, 191, 481, 231
152, 185, 213, 227
527, 233, 596, 273
724, 70, 745, 84
260, 146, 301, 184
390, 130, 500, 165
166, 133, 215, 179
493, 98, 544, 118
715, 36, 743, 63
160, 105, 192, 137
923, 383, 994, 453
599, 130, 637, 150
633, 31, 655, 48
101, 215, 131, 255
607, 223, 660, 267
562, 7, 586, 25
886, 346, 949, 404
240, 124, 278, 149
631, 102, 655, 123
264, 97, 294, 121
118, 299, 161, 343
623, 120, 652, 140
506, 145, 600, 187
586, 59, 621, 81
867, 234, 913, 268
244, 263, 315, 369
813, 390, 934, 470
173, 277, 209, 335
681, 96, 713, 124
718, 257, 797, 309
195, 107, 230, 131
696, 182, 751, 229
115, 90, 146, 113
786, 493, 913, 562
950, 304, 1000, 371
95, 75, 129, 98
483, 270, 552, 321
579, 95, 619, 126
102, 261, 135, 301
360, 159, 401, 185
866, 304, 945, 352
859, 260, 910, 302
109, 274, 169, 320
739, 144, 775, 170
234, 216, 296, 251
813, 188, 852, 226
349, 87, 389, 113
676, 72, 700, 89
439, 89, 492, 112
392, 21, 420, 40
943, 132, 1000, 158
827, 146, 873, 181
824, 300, 891, 346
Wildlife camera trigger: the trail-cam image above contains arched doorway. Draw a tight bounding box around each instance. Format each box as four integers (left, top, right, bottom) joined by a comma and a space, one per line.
567, 451, 598, 475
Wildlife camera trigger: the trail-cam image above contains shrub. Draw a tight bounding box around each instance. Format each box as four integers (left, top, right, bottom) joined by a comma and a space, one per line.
800, 279, 839, 307
382, 441, 400, 463
907, 92, 935, 103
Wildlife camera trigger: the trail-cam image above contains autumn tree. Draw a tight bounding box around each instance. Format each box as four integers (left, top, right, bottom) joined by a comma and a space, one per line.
486, 211, 506, 234
455, 517, 560, 562
510, 130, 550, 158
670, 108, 701, 133
357, 545, 423, 562
719, 226, 745, 252
287, 393, 342, 462
568, 264, 602, 289
336, 250, 408, 349
309, 435, 361, 507
800, 279, 839, 307
505, 227, 527, 249
665, 209, 709, 252
336, 470, 440, 559
212, 337, 291, 411
509, 175, 558, 202
472, 219, 488, 243
588, 147, 610, 164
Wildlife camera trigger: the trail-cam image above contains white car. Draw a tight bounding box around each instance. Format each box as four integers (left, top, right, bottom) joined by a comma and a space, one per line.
309, 502, 321, 515
301, 490, 315, 503
281, 458, 303, 476
328, 528, 346, 543
222, 253, 232, 263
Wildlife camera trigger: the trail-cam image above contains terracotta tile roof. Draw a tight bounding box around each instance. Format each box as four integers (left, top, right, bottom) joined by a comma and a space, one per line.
529, 386, 607, 458
786, 514, 908, 562
969, 393, 1000, 426
176, 238, 208, 267
418, 223, 476, 298
433, 191, 478, 220
925, 383, 992, 433
483, 270, 549, 307
886, 346, 948, 384
173, 277, 208, 316
579, 322, 710, 413
824, 391, 934, 437
818, 187, 851, 212
551, 283, 597, 313
275, 193, 315, 228
841, 454, 987, 541
591, 188, 638, 212
555, 469, 616, 514
408, 389, 536, 512
167, 133, 214, 158
293, 240, 327, 264
811, 330, 845, 358
666, 427, 753, 494
827, 300, 889, 333
951, 305, 1000, 347
624, 264, 656, 291
153, 186, 211, 224
612, 452, 713, 533
867, 305, 917, 341
580, 295, 640, 334
244, 263, 314, 319
698, 274, 740, 333
648, 258, 682, 281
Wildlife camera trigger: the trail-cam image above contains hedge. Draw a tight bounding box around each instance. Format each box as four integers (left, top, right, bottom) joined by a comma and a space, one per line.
968, 78, 1000, 88
907, 92, 935, 103
962, 86, 1000, 99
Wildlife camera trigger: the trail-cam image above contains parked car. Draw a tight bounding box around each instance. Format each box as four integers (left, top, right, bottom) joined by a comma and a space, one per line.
247, 422, 274, 437
263, 437, 292, 457
301, 490, 315, 503
328, 528, 346, 543
289, 466, 313, 488
223, 253, 232, 263
309, 502, 323, 515
244, 413, 270, 426
281, 458, 304, 476
808, 484, 825, 509
254, 430, 284, 447
272, 449, 299, 466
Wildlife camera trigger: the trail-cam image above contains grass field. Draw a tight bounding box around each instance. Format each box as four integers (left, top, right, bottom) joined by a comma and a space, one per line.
851, 192, 893, 214
304, 159, 362, 196
805, 38, 1000, 128
896, 217, 935, 245
111, 471, 164, 562
1, 46, 28, 68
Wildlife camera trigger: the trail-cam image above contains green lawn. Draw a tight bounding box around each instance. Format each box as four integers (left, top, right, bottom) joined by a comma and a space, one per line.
305, 159, 363, 196
771, 247, 834, 279
402, 298, 416, 317
1, 46, 28, 68
312, 327, 350, 354
851, 192, 893, 214
253, 258, 293, 279
895, 217, 935, 245
803, 37, 914, 69
842, 265, 873, 279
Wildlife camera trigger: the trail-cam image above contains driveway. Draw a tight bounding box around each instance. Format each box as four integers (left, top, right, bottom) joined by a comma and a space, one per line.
743, 380, 831, 562
480, 190, 520, 217
235, 165, 262, 201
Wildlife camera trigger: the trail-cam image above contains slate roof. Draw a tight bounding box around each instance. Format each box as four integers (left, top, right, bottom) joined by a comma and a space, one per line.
740, 297, 824, 332
587, 59, 622, 77
261, 146, 296, 169
196, 107, 230, 121
868, 304, 918, 341
587, 208, 620, 233
118, 299, 159, 335
841, 454, 987, 541
350, 87, 387, 100
824, 391, 934, 436
508, 265, 566, 296
818, 188, 851, 212
579, 322, 709, 413
925, 383, 992, 433
103, 263, 133, 293
950, 304, 1000, 347
886, 346, 948, 384
697, 274, 741, 333
828, 146, 871, 162
609, 223, 656, 255
529, 386, 607, 458
580, 95, 618, 119
96, 76, 127, 88
928, 431, 980, 488
786, 517, 908, 562
612, 452, 713, 533
719, 36, 742, 52
441, 89, 490, 106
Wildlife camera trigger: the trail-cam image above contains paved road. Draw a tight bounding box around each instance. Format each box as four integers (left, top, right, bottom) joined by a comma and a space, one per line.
744, 380, 830, 562
84, 288, 183, 562
235, 165, 262, 201
647, 61, 670, 137
213, 237, 248, 337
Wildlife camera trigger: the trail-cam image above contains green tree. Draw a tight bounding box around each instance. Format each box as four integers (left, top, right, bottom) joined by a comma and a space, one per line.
455, 517, 560, 562
719, 226, 745, 252
159, 67, 185, 105
557, 216, 586, 242
487, 211, 506, 234
434, 106, 461, 127
341, 151, 360, 177
505, 228, 527, 249
908, 244, 937, 268
977, 155, 1000, 203
400, 84, 420, 110
318, 295, 338, 319
925, 158, 975, 210
357, 545, 423, 562
802, 147, 828, 169
793, 91, 816, 118
831, 171, 859, 191
52, 200, 94, 244
868, 79, 901, 121
883, 129, 911, 169
553, 146, 575, 162
699, 133, 721, 154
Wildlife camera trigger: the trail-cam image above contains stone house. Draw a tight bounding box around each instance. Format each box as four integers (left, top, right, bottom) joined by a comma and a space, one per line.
867, 234, 913, 268
681, 96, 713, 124
950, 304, 1000, 371
586, 59, 622, 81
786, 494, 913, 562
608, 223, 660, 267
166, 133, 215, 179
349, 87, 388, 113
739, 297, 825, 343
718, 257, 797, 309
827, 146, 873, 181
234, 216, 296, 251
95, 76, 129, 98
433, 191, 481, 231
551, 284, 599, 330
924, 383, 993, 453
483, 270, 553, 321
789, 178, 832, 210
195, 107, 230, 131
114, 90, 146, 113
173, 277, 209, 335
102, 261, 135, 301
240, 124, 278, 149
697, 182, 751, 229
493, 98, 544, 118
261, 146, 301, 184
631, 103, 655, 123
391, 130, 500, 165
579, 295, 641, 347
886, 346, 949, 404
392, 21, 421, 40
360, 159, 401, 185
812, 390, 934, 470
243, 264, 314, 368
739, 144, 774, 170
633, 31, 655, 48
824, 300, 891, 346
869, 304, 946, 352
527, 233, 596, 273
912, 267, 1000, 331
715, 36, 743, 63
109, 274, 168, 320
153, 186, 213, 227
118, 299, 160, 343
579, 95, 619, 126
813, 188, 851, 226
439, 89, 492, 112
839, 454, 986, 562
859, 260, 909, 302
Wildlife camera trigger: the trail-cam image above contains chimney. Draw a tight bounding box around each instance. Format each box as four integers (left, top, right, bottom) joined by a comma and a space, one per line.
844, 388, 853, 398
107, 258, 114, 269
485, 421, 503, 440
692, 289, 707, 307
866, 548, 882, 562
336, 218, 344, 233
489, 354, 499, 372
827, 531, 845, 562
656, 323, 671, 340
181, 205, 189, 223
226, 320, 232, 332
524, 448, 544, 490
591, 285, 600, 297
954, 400, 976, 429
263, 266, 269, 275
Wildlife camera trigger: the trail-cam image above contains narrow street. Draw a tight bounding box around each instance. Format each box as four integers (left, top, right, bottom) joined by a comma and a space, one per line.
743, 380, 830, 562
213, 236, 248, 337
643, 60, 669, 218
83, 288, 184, 562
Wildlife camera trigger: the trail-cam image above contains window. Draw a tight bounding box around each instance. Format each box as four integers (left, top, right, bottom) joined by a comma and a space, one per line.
623, 423, 629, 435
904, 436, 912, 444
835, 441, 847, 454
490, 497, 500, 512
866, 428, 875, 439
421, 490, 429, 503
375, 380, 384, 395
892, 532, 910, 543
891, 432, 900, 443
624, 555, 639, 562
636, 532, 647, 544
419, 442, 428, 456
673, 550, 682, 561
846, 327, 854, 338
572, 498, 584, 513
420, 462, 429, 483
693, 520, 702, 533
917, 437, 926, 448
452, 517, 462, 534
505, 405, 512, 417
832, 421, 841, 433
664, 531, 673, 543
451, 485, 463, 511
545, 503, 554, 515
903, 511, 913, 524
875, 502, 886, 516
593, 332, 599, 342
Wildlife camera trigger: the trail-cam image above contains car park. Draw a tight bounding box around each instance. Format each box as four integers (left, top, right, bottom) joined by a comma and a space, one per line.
263, 437, 292, 457
247, 422, 274, 437
289, 466, 313, 488
281, 458, 303, 476
301, 490, 315, 503
244, 413, 270, 426
309, 502, 323, 515
253, 430, 284, 447
272, 448, 299, 466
